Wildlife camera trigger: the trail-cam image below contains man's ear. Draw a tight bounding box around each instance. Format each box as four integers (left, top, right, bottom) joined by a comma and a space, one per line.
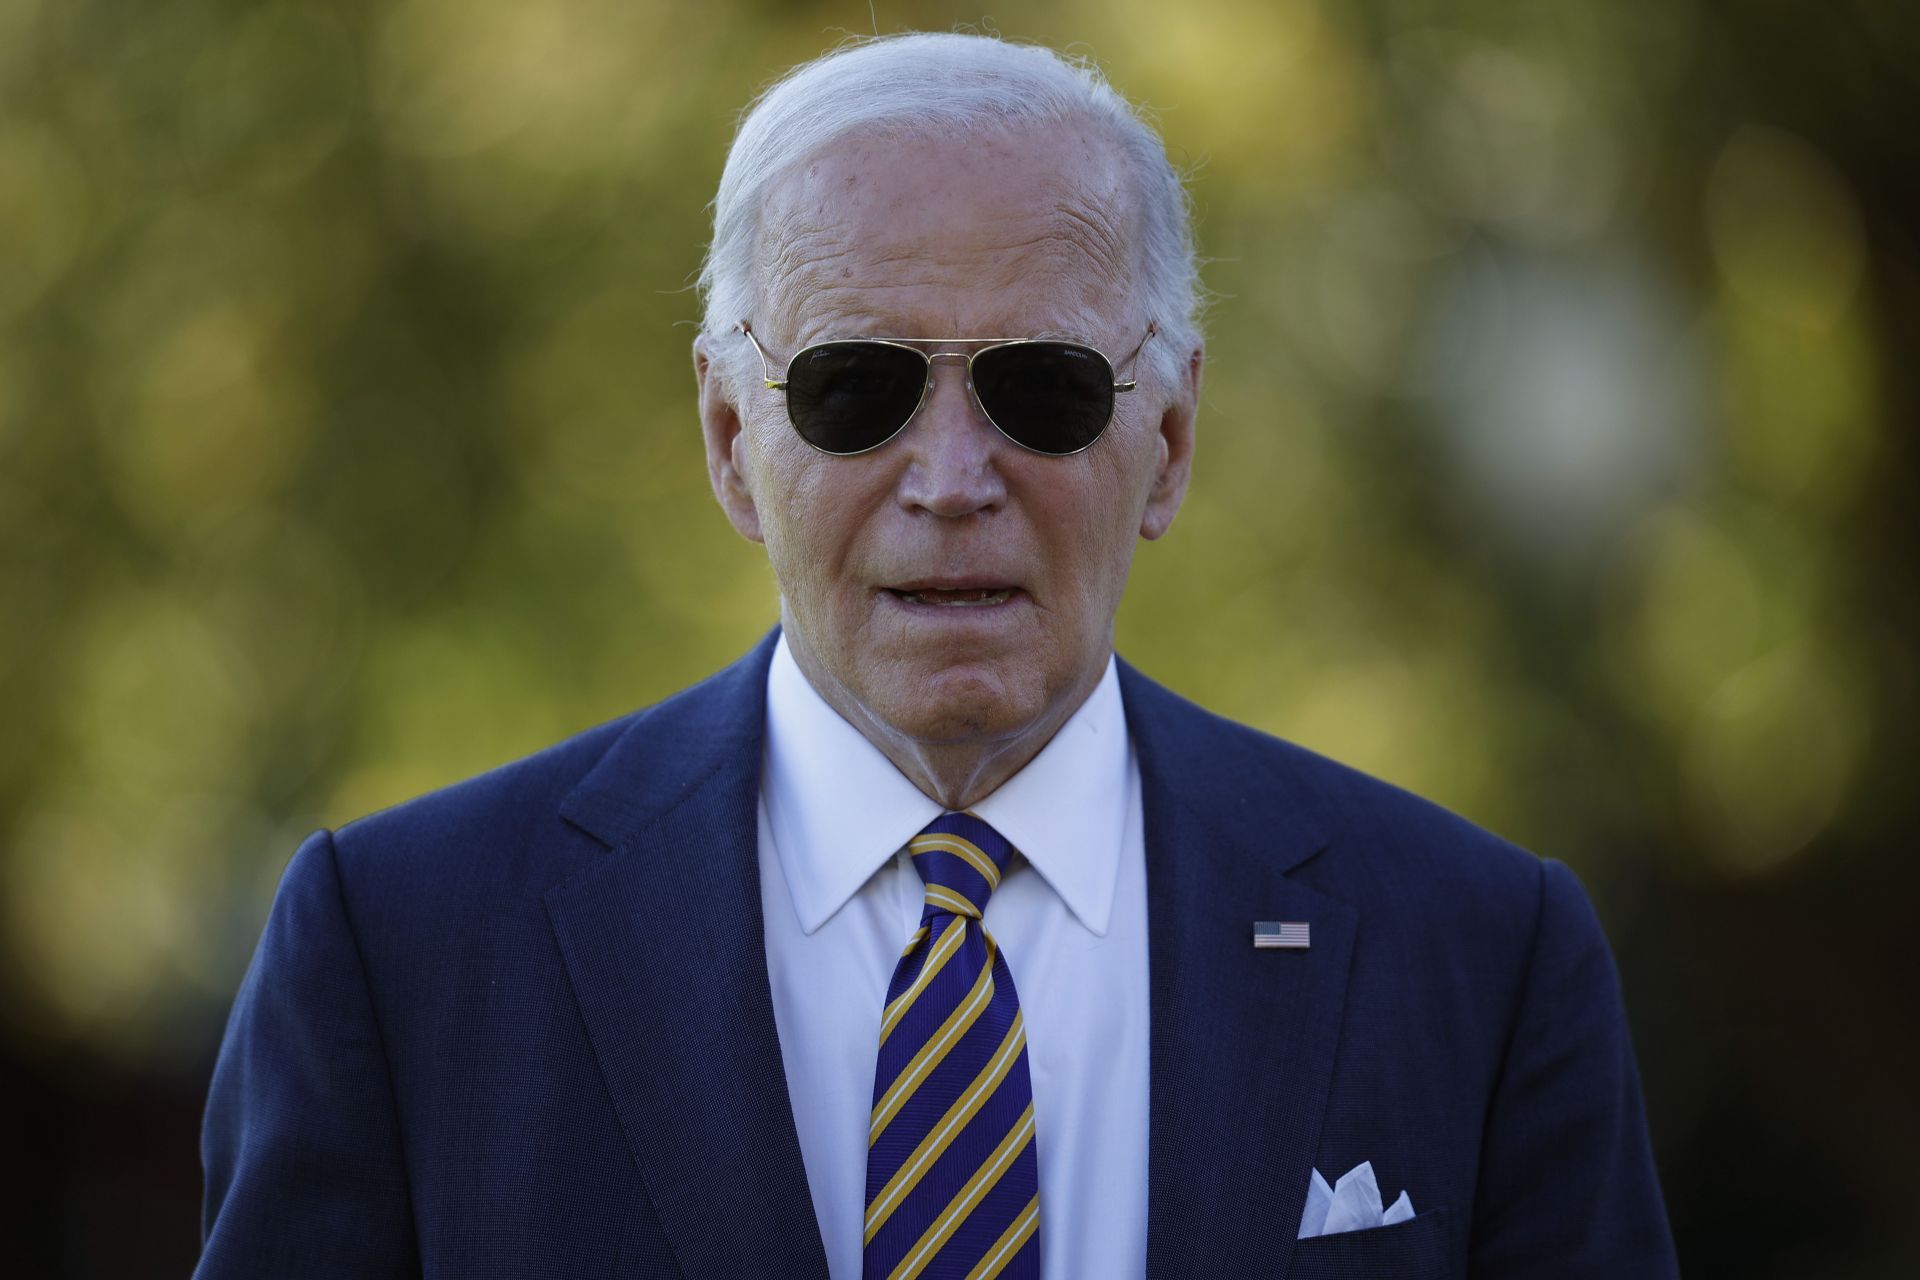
694, 337, 764, 544
1140, 343, 1202, 541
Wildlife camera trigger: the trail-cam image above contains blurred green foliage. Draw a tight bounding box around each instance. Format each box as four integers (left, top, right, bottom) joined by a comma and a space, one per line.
4, 0, 1919, 1267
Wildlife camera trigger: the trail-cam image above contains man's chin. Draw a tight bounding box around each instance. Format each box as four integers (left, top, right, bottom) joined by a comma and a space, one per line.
785, 614, 1065, 750
866, 664, 1039, 748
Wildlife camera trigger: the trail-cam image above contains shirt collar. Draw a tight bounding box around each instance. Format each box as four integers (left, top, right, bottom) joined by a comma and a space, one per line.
762, 632, 1129, 938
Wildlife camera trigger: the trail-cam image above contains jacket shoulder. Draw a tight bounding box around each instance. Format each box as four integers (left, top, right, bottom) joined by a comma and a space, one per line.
323, 630, 779, 900
1287, 731, 1544, 902
334, 710, 634, 853
1119, 660, 1547, 912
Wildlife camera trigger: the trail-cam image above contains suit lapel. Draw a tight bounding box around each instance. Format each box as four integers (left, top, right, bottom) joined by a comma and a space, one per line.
543, 641, 1353, 1278
1119, 663, 1358, 1279
547, 631, 830, 1279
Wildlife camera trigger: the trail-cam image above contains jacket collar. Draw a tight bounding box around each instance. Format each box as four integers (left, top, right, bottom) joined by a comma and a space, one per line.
551, 632, 1354, 1278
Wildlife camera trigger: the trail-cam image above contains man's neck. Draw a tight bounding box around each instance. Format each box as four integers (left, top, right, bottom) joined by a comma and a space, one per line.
782, 632, 1106, 812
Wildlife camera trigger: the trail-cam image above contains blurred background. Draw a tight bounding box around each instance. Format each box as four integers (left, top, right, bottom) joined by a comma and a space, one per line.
4, 0, 1916, 1274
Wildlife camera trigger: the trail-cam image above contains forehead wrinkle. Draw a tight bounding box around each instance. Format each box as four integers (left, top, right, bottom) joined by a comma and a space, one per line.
1036, 198, 1133, 294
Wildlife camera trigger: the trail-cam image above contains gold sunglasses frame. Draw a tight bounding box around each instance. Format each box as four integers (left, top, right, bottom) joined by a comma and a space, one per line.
736, 320, 1158, 457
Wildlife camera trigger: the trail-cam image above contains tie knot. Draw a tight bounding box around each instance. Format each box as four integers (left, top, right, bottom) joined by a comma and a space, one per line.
907, 812, 1014, 920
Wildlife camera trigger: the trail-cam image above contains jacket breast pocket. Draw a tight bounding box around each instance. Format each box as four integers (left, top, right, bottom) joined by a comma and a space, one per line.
1287, 1206, 1452, 1280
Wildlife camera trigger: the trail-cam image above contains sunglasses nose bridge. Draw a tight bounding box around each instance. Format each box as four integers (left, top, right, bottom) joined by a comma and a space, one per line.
914, 350, 992, 426
924, 351, 974, 397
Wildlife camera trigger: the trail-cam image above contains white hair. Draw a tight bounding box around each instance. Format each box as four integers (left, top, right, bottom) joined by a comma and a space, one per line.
696, 32, 1202, 387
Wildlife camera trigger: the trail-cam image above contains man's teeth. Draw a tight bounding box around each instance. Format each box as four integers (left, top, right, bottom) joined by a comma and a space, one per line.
899, 588, 1014, 606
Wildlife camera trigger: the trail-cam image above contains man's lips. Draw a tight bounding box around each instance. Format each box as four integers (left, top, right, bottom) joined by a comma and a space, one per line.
883, 579, 1024, 606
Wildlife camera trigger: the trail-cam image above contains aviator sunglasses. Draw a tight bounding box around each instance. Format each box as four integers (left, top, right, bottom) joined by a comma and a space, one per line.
738, 320, 1157, 457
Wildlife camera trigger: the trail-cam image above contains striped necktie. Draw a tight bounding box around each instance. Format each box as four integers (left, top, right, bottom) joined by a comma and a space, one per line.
863, 812, 1041, 1280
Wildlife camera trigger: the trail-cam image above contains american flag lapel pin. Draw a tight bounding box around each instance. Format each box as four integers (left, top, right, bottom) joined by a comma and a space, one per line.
1253, 920, 1311, 949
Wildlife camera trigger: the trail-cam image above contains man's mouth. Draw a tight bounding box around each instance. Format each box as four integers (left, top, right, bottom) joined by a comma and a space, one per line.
885, 584, 1021, 607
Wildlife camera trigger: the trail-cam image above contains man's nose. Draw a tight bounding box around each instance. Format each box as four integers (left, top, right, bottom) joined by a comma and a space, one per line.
893, 358, 1009, 517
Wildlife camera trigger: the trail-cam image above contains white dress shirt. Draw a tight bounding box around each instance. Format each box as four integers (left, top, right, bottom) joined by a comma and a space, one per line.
758, 633, 1149, 1279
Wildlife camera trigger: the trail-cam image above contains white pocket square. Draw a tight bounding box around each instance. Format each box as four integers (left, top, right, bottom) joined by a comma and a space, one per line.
1297, 1160, 1415, 1239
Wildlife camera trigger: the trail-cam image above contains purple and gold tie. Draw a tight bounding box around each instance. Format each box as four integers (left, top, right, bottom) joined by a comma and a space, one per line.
863, 812, 1041, 1280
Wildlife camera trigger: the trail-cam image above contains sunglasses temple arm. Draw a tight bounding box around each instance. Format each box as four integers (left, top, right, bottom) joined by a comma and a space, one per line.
1112, 321, 1158, 392
737, 321, 788, 390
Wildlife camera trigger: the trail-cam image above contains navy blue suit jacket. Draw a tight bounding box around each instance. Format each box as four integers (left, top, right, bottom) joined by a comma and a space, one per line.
198, 629, 1677, 1278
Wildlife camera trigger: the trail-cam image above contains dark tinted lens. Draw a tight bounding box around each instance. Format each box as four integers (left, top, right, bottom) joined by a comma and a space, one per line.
785, 342, 928, 454
970, 342, 1115, 454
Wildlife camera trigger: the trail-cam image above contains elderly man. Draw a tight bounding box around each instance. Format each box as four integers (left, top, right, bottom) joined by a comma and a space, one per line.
197, 32, 1677, 1280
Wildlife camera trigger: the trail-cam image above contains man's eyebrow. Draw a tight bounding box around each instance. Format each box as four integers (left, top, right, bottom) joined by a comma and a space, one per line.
815, 325, 1099, 342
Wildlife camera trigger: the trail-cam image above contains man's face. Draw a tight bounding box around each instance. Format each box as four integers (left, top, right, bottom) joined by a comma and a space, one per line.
698, 122, 1198, 759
